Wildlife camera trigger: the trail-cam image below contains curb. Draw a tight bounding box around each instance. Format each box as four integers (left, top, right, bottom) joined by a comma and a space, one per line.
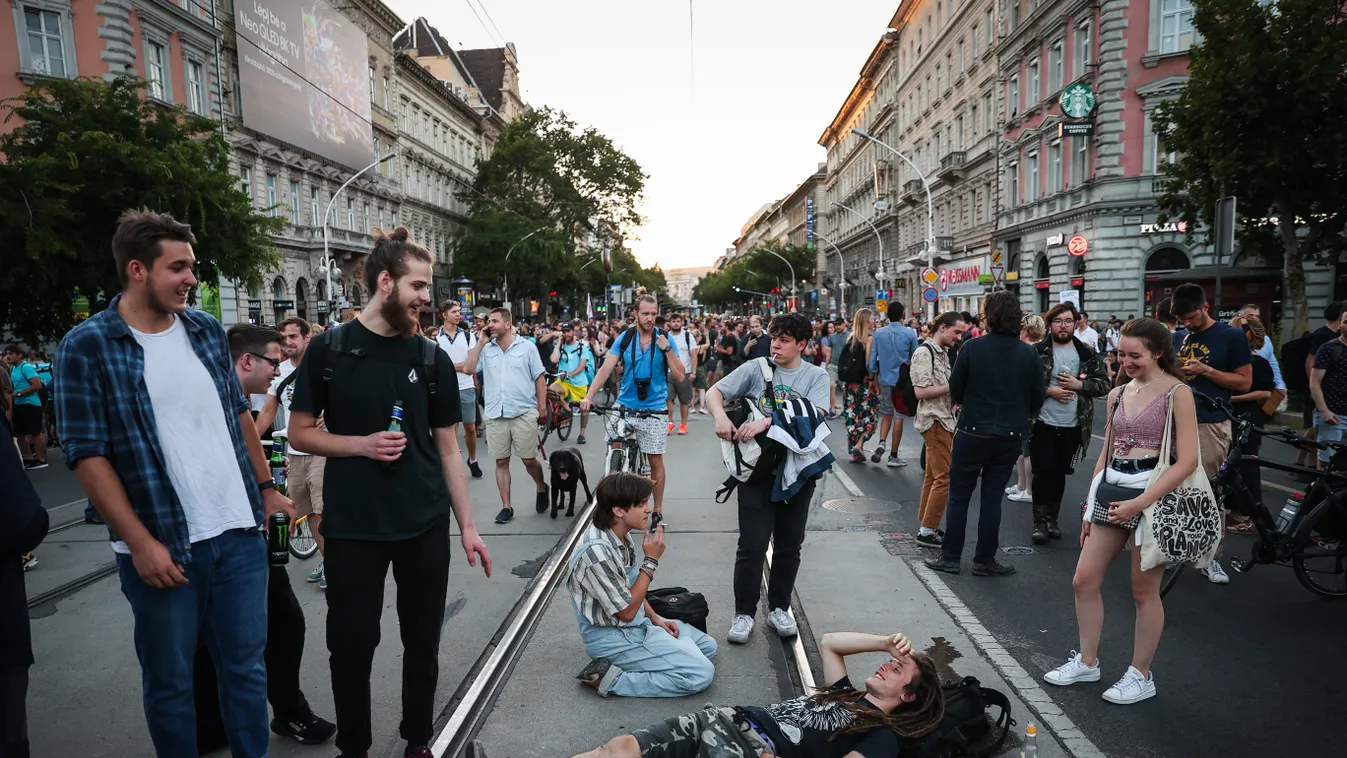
909, 562, 1109, 758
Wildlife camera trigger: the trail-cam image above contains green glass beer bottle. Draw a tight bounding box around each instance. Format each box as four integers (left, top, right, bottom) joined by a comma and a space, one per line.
385, 402, 404, 470
269, 435, 288, 496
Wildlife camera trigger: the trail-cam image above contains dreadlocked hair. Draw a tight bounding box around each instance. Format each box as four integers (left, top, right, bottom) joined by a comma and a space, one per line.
809, 653, 945, 740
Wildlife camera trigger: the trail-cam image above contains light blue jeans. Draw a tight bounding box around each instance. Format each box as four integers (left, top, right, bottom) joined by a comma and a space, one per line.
571, 542, 717, 697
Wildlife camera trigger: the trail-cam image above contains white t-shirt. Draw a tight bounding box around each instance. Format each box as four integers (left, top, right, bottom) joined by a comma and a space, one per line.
1076, 325, 1100, 348
666, 328, 695, 367
115, 317, 255, 553
268, 358, 309, 456
436, 327, 478, 391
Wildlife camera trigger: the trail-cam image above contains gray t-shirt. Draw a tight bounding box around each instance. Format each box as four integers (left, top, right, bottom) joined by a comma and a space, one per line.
826, 331, 850, 366
716, 357, 831, 416
1039, 341, 1081, 427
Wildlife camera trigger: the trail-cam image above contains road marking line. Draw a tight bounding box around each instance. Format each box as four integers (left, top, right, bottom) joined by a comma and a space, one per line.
830, 465, 864, 497
48, 497, 89, 511
1090, 435, 1306, 496
910, 563, 1108, 758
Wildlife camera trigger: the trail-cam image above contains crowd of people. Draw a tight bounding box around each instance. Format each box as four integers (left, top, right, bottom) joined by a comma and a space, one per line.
5, 204, 1336, 757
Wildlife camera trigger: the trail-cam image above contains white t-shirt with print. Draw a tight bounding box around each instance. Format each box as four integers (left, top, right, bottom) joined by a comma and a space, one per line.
268, 359, 309, 456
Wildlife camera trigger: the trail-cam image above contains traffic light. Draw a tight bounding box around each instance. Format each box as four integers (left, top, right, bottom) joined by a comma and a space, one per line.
549, 290, 557, 297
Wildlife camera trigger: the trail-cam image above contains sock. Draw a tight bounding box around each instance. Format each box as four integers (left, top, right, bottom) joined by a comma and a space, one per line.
889, 451, 898, 458
468, 459, 477, 464
919, 526, 936, 537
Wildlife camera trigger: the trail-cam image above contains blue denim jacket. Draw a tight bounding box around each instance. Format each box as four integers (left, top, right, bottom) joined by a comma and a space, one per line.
54, 294, 262, 564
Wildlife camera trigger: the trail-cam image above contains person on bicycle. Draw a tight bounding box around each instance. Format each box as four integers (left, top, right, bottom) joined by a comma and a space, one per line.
569, 473, 717, 698
287, 228, 491, 758
550, 322, 593, 443
1043, 317, 1198, 706
199, 324, 336, 747
466, 307, 550, 524
582, 294, 686, 514
706, 313, 831, 645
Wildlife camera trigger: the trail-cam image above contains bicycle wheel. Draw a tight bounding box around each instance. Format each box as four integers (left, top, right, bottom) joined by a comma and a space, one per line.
1159, 562, 1184, 598
557, 406, 574, 441
539, 411, 554, 445
608, 447, 626, 474
1293, 544, 1347, 598
289, 516, 319, 560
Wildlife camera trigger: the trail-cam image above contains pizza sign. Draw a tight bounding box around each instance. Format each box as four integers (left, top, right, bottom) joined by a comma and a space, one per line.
1067, 235, 1089, 257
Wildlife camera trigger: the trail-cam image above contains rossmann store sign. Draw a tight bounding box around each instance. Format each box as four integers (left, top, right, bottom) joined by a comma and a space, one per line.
938, 257, 987, 297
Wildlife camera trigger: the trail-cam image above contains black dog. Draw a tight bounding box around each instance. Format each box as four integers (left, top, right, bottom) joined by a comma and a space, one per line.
549, 447, 591, 519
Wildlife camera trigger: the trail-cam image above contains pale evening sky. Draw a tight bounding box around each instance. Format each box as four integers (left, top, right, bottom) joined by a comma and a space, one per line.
392, 0, 900, 270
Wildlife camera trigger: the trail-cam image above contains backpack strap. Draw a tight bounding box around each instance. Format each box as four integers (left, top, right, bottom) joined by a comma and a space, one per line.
978, 686, 1014, 755
419, 337, 439, 397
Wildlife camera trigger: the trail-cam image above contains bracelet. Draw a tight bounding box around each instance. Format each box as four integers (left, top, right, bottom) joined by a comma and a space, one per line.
640, 566, 656, 581
642, 556, 659, 569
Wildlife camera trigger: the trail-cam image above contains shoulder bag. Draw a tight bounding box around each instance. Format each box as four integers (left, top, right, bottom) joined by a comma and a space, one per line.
1138, 386, 1223, 571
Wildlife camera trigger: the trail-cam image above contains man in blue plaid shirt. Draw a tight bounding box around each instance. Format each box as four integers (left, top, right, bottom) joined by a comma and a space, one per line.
55, 209, 295, 757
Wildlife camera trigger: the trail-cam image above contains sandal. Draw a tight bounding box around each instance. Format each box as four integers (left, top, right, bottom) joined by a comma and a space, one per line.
1225, 520, 1257, 535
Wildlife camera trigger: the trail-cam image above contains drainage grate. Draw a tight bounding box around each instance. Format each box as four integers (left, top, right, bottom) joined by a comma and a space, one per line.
821, 497, 902, 514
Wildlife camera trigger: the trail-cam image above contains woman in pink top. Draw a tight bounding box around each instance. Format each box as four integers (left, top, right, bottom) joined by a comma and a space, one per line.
1041, 318, 1199, 706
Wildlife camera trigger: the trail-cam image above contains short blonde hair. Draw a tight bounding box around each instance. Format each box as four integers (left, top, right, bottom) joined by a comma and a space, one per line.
1021, 313, 1046, 342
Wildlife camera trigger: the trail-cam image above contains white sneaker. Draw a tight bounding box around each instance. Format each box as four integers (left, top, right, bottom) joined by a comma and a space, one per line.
1043, 651, 1101, 686
727, 614, 755, 644
1102, 666, 1156, 704
765, 607, 798, 638
1004, 485, 1020, 496
1008, 490, 1033, 503
1200, 559, 1230, 584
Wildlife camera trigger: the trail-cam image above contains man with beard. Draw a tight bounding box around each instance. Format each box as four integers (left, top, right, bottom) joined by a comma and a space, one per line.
287, 228, 493, 758
55, 209, 295, 756
257, 316, 331, 587
741, 314, 772, 361
550, 322, 594, 443
1028, 303, 1110, 544
436, 300, 484, 477
664, 312, 696, 435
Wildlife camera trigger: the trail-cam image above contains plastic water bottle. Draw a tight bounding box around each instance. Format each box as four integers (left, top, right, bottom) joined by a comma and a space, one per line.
1275, 494, 1303, 534
1020, 723, 1038, 758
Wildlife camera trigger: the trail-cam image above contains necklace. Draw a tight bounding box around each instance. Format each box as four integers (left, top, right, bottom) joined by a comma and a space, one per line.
1127, 373, 1162, 394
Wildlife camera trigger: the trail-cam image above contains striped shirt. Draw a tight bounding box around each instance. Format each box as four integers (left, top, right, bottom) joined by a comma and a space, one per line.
54, 294, 263, 565
567, 524, 636, 627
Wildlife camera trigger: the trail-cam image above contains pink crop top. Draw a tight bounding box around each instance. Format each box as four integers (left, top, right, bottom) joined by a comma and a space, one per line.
1111, 392, 1169, 457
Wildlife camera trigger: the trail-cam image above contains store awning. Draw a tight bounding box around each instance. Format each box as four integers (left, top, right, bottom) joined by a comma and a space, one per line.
1145, 265, 1279, 282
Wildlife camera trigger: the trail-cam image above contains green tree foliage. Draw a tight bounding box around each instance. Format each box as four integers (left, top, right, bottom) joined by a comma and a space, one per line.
694, 241, 815, 308
454, 107, 649, 302
1153, 0, 1347, 337
0, 77, 283, 345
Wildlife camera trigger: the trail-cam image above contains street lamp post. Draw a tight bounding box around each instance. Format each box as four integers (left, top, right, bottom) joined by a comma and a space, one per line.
760, 248, 799, 308
833, 201, 887, 284
323, 151, 396, 319
503, 227, 547, 311
851, 128, 937, 316
815, 232, 847, 316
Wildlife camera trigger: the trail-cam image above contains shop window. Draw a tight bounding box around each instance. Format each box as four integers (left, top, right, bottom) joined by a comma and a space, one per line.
1145, 246, 1190, 273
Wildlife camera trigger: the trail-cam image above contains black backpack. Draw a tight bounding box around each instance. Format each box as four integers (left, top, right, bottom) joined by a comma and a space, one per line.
906, 677, 1013, 758
837, 339, 869, 383
317, 323, 440, 407
1280, 330, 1313, 393
646, 587, 709, 633
896, 343, 935, 418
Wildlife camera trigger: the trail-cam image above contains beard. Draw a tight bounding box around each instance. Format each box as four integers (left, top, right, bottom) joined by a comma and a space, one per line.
1052, 330, 1074, 344
380, 293, 419, 336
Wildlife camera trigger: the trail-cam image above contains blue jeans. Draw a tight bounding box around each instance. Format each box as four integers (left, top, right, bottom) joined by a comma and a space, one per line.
116, 529, 269, 758
941, 431, 1021, 565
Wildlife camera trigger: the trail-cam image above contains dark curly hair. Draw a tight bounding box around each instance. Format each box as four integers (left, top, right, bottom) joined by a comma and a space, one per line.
982, 291, 1023, 336
768, 312, 813, 344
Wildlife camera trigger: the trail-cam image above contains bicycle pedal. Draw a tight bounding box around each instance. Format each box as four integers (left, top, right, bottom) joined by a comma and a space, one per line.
1229, 559, 1251, 574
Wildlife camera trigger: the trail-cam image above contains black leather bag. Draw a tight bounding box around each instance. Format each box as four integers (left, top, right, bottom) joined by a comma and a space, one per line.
646, 587, 710, 633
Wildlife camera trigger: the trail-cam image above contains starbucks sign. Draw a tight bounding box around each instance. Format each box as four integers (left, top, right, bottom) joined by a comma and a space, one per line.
1060, 83, 1097, 119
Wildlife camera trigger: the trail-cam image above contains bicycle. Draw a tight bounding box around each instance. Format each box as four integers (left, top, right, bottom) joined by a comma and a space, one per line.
1162, 393, 1347, 598
588, 405, 667, 476
540, 371, 579, 444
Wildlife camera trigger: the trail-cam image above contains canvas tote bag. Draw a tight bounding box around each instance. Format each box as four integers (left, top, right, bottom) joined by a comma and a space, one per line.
1138, 385, 1224, 571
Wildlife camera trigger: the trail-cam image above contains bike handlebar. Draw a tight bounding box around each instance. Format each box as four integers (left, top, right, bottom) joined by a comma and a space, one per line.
1192, 390, 1346, 452
587, 405, 668, 418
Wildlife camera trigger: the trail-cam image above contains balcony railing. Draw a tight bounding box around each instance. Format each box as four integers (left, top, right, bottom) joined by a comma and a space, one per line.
937, 151, 967, 183
902, 179, 924, 205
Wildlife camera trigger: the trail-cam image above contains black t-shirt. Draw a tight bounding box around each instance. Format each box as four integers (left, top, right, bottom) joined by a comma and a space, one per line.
745, 676, 900, 758
720, 334, 743, 372
1314, 338, 1347, 415
538, 334, 560, 375
1176, 321, 1252, 423
290, 320, 461, 540
743, 331, 772, 360
1233, 354, 1275, 422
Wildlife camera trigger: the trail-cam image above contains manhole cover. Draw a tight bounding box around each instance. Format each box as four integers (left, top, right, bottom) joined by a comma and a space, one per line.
822, 497, 902, 514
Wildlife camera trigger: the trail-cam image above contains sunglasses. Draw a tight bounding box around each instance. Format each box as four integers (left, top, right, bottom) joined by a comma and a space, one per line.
249, 352, 282, 369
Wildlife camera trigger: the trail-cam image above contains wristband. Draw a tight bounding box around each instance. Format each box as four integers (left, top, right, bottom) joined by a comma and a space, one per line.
642, 556, 659, 570
640, 566, 656, 581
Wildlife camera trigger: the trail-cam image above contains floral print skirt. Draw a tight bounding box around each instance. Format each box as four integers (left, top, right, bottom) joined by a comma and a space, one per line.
842, 381, 878, 455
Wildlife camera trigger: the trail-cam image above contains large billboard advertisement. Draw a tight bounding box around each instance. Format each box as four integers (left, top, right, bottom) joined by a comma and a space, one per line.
235, 0, 374, 170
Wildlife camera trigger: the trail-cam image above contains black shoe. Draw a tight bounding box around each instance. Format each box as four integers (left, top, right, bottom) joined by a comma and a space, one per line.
271, 710, 337, 745
404, 745, 433, 758
870, 445, 886, 463
576, 657, 614, 690
972, 560, 1017, 576
924, 555, 961, 574
468, 459, 483, 479
915, 532, 943, 549
467, 740, 489, 758
1047, 521, 1062, 539
1032, 523, 1048, 544
84, 514, 105, 525
577, 434, 587, 444
535, 487, 549, 513
495, 507, 514, 524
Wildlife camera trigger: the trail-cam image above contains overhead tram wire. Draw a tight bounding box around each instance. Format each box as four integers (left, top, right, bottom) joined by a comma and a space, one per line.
469, 0, 510, 50
462, 0, 504, 49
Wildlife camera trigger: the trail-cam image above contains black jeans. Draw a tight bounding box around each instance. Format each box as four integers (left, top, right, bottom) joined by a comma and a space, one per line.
0, 664, 28, 758
326, 522, 450, 754
941, 431, 1021, 565
194, 565, 311, 753
1029, 420, 1080, 526
733, 478, 815, 616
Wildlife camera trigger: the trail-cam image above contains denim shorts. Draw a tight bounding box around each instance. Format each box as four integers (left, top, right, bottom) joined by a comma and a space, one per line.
1314, 411, 1345, 463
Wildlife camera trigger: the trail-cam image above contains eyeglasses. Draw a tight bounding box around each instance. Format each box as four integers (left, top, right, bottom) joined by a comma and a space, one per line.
1050, 318, 1076, 326
249, 352, 282, 369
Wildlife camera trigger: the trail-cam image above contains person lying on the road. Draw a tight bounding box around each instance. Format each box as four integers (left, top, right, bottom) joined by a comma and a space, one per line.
557, 630, 942, 758
569, 472, 719, 698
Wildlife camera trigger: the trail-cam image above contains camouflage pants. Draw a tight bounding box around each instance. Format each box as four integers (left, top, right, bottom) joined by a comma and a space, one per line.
632, 707, 772, 758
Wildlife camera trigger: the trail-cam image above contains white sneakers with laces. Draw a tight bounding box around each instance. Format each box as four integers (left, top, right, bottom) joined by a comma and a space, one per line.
765, 607, 798, 638
1200, 559, 1230, 584
727, 614, 754, 644
1102, 666, 1157, 704
1043, 651, 1101, 686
